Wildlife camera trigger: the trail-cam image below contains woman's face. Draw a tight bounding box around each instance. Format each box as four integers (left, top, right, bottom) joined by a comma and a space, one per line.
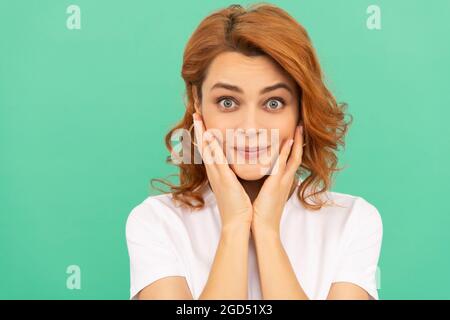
196, 51, 300, 180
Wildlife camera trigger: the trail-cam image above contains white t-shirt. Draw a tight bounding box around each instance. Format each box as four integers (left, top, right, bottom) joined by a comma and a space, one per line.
125, 179, 383, 300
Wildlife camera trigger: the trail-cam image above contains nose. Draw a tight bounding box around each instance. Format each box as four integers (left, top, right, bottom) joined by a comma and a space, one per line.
235, 107, 260, 138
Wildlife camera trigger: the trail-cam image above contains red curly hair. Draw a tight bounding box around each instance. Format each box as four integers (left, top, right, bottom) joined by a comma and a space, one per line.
151, 2, 352, 211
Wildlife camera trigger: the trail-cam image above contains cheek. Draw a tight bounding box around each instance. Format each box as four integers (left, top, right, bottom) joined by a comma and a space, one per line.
279, 127, 296, 142
265, 121, 297, 148
201, 105, 234, 130
201, 112, 237, 147
201, 118, 228, 147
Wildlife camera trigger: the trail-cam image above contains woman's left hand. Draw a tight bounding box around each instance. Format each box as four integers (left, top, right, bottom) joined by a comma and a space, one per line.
252, 125, 304, 236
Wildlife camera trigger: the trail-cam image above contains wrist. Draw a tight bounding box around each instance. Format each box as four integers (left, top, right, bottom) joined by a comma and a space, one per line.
251, 220, 280, 241
221, 220, 251, 240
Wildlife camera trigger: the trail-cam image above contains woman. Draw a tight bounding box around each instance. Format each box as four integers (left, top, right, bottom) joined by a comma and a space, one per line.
126, 3, 383, 300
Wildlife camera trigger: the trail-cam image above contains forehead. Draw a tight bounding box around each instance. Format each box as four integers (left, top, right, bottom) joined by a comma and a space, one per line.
202, 51, 297, 92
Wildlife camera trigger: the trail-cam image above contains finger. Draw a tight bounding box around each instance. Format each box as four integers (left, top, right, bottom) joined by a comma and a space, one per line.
192, 112, 205, 153
193, 113, 212, 160
192, 114, 239, 185
193, 113, 236, 180
285, 125, 304, 176
279, 137, 295, 170
204, 130, 236, 179
202, 130, 224, 165
204, 130, 227, 164
201, 131, 217, 166
270, 137, 294, 177
193, 113, 217, 175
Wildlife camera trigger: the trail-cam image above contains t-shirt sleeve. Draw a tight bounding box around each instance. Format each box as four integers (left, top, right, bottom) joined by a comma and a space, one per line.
333, 197, 383, 300
125, 201, 187, 300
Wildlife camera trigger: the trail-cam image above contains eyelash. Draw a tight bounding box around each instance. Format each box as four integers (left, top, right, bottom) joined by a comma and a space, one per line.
215, 96, 287, 112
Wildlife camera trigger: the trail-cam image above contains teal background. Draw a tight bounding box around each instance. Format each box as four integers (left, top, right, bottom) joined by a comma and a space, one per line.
1, 0, 449, 299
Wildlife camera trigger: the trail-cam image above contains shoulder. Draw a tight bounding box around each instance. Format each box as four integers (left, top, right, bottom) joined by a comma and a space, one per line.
328, 190, 381, 218
125, 193, 186, 239
291, 181, 383, 229
324, 190, 383, 238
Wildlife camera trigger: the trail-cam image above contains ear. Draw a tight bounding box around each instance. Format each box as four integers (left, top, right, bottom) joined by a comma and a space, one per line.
192, 85, 201, 115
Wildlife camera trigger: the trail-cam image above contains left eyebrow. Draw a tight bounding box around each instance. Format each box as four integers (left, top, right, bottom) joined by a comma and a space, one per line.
259, 82, 294, 95
210, 81, 294, 95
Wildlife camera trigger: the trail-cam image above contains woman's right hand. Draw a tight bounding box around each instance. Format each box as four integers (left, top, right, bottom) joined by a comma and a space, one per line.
192, 112, 253, 230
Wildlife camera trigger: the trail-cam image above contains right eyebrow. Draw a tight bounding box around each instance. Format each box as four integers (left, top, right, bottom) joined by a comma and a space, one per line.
210, 81, 294, 96
210, 82, 244, 94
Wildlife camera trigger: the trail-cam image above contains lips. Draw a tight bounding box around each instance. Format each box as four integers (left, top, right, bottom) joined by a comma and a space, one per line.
234, 146, 269, 152
234, 146, 270, 159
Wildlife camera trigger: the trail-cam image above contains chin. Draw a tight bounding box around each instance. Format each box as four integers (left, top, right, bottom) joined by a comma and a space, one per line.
230, 163, 271, 180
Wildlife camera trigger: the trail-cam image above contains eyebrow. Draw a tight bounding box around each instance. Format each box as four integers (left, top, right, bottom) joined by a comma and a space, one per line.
210, 82, 294, 95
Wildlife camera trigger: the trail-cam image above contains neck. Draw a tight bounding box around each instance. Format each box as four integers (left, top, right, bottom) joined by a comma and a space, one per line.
238, 176, 299, 204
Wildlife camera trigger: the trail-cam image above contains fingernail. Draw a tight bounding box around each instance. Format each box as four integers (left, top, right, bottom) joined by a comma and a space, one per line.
289, 139, 294, 147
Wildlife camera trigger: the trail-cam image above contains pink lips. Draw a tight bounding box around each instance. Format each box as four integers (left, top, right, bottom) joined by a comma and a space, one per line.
234, 145, 270, 160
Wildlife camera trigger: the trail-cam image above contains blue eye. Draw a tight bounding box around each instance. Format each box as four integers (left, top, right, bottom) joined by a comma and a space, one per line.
215, 96, 286, 112
265, 98, 285, 111
216, 97, 237, 111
